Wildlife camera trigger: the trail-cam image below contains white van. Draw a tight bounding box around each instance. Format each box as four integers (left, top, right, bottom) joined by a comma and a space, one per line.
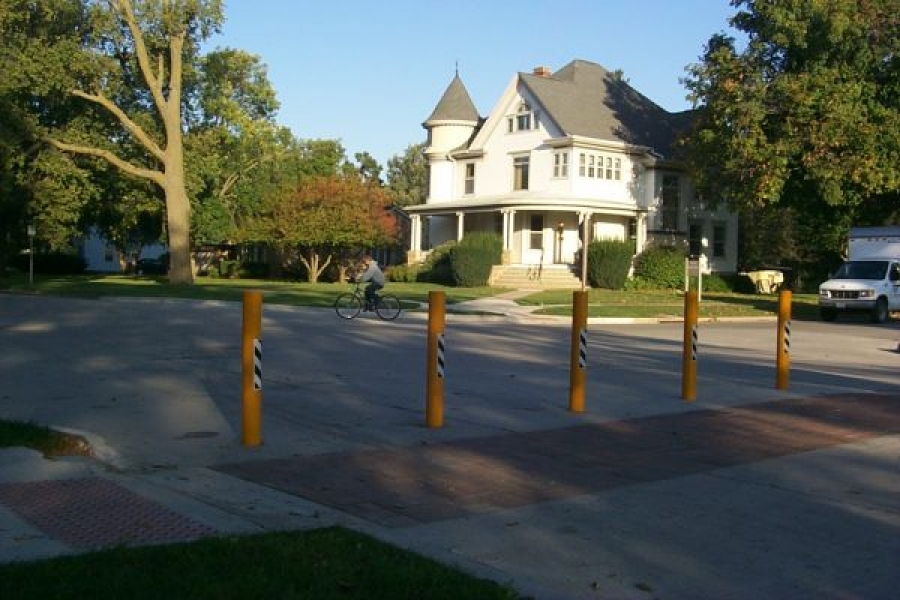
818, 227, 900, 323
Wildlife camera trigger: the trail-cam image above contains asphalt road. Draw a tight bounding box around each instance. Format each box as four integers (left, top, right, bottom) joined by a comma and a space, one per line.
1, 294, 899, 599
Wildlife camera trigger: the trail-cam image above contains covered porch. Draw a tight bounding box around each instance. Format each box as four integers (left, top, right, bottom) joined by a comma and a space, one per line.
405, 197, 647, 271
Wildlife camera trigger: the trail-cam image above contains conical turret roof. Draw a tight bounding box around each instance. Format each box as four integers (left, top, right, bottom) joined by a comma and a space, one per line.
424, 74, 480, 125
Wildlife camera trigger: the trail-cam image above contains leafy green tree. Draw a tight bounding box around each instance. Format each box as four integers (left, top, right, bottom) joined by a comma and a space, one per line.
682, 0, 900, 268
183, 47, 285, 245
353, 151, 383, 185
48, 0, 226, 284
0, 0, 95, 269
386, 142, 427, 207
295, 139, 350, 179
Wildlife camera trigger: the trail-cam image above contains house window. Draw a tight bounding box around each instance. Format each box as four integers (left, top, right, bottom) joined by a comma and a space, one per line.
553, 152, 569, 178
529, 214, 544, 250
614, 158, 622, 180
661, 174, 680, 230
579, 153, 586, 177
588, 155, 595, 178
104, 244, 115, 262
688, 221, 704, 257
513, 155, 530, 190
509, 101, 534, 132
605, 157, 613, 180
464, 163, 475, 195
712, 222, 727, 257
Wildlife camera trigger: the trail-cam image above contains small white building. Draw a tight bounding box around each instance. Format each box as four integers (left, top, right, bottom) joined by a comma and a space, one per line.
77, 227, 166, 272
406, 60, 738, 284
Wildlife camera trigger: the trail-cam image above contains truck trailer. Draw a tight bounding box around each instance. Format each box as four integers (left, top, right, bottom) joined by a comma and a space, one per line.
818, 226, 900, 323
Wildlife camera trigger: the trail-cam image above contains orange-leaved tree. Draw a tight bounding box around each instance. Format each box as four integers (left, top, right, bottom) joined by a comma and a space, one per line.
257, 175, 399, 282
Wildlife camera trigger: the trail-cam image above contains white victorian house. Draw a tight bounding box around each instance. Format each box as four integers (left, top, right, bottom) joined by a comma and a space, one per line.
405, 60, 738, 286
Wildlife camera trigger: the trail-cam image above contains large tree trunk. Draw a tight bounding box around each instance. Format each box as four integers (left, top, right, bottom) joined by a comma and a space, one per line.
163, 112, 193, 284
161, 22, 192, 285
164, 180, 193, 284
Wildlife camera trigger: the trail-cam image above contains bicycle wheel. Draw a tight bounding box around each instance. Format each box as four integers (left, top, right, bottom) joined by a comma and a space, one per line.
374, 294, 401, 321
334, 293, 362, 319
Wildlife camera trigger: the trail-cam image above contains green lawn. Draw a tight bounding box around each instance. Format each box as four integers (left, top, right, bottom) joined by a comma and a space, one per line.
0, 273, 818, 319
518, 288, 820, 320
0, 274, 501, 308
0, 527, 522, 600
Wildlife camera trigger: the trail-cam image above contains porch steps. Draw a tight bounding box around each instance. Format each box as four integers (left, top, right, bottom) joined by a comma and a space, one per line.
490, 265, 584, 289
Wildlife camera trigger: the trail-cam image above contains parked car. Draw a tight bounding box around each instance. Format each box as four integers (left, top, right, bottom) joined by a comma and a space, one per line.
135, 253, 169, 275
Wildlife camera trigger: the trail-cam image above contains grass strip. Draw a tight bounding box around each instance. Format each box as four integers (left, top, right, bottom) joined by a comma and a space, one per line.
0, 274, 499, 307
0, 527, 523, 600
0, 420, 90, 457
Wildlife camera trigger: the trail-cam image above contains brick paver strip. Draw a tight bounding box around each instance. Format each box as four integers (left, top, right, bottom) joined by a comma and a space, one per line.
216, 393, 900, 527
0, 478, 217, 549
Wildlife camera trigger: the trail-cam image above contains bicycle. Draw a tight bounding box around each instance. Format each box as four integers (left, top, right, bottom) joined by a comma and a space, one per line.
334, 282, 402, 321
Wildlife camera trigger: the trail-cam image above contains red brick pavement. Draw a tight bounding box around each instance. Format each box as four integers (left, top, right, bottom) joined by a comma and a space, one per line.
215, 393, 900, 528
0, 478, 217, 550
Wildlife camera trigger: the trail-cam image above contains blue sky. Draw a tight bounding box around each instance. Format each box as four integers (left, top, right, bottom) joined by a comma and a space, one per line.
211, 0, 741, 167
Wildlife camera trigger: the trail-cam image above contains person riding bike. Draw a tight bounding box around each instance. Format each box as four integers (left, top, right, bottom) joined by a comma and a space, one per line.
355, 254, 385, 311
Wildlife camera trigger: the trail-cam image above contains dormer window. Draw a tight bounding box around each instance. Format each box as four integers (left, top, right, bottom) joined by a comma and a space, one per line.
507, 101, 537, 133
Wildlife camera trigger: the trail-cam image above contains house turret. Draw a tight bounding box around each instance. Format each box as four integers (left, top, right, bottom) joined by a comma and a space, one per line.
422, 73, 480, 156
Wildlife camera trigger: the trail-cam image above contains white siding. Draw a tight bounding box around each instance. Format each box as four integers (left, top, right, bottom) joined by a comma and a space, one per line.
427, 159, 455, 202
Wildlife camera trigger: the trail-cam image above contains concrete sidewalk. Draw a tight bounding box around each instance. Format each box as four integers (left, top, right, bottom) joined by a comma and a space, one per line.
1, 294, 898, 599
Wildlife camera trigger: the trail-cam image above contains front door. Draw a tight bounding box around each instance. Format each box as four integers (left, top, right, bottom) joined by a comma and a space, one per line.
524, 213, 546, 265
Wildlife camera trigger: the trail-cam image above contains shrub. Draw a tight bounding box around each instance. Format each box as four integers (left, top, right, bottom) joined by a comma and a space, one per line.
632, 245, 686, 289
239, 262, 270, 279
623, 275, 657, 291
218, 260, 239, 278
14, 251, 86, 275
459, 231, 503, 256
701, 274, 733, 293
587, 238, 634, 289
417, 241, 457, 284
385, 264, 419, 283
449, 246, 491, 286
450, 232, 502, 287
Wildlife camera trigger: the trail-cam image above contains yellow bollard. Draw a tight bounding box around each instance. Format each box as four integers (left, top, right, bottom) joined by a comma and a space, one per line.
241, 290, 262, 447
681, 290, 698, 401
776, 290, 792, 390
568, 290, 588, 412
425, 291, 446, 428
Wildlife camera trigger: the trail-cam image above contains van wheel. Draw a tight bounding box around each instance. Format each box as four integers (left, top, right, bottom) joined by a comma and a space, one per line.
820, 307, 838, 321
871, 298, 889, 324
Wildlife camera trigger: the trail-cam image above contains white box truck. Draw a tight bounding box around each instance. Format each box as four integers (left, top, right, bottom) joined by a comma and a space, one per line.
818, 226, 900, 323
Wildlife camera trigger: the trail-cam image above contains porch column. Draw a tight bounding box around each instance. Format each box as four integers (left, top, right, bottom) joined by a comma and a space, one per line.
502, 210, 515, 265
408, 214, 422, 263
635, 212, 647, 255
579, 211, 593, 288
456, 211, 465, 241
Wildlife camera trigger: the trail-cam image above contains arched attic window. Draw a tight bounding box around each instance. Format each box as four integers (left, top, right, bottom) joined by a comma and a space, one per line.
507, 101, 537, 133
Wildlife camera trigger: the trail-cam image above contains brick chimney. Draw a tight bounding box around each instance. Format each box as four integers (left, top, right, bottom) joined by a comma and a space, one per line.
533, 66, 552, 78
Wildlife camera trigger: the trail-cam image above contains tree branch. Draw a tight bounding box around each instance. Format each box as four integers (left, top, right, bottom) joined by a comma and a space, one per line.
113, 0, 168, 115
218, 159, 261, 199
71, 89, 165, 162
47, 137, 164, 186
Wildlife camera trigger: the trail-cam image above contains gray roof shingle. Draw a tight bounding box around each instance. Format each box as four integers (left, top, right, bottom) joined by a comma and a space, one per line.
424, 74, 480, 124
521, 60, 691, 157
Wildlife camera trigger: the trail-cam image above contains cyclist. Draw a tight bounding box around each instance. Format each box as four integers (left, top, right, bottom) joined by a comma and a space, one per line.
355, 254, 385, 311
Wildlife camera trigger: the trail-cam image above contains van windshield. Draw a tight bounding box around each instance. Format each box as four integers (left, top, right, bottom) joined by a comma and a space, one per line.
832, 261, 889, 280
